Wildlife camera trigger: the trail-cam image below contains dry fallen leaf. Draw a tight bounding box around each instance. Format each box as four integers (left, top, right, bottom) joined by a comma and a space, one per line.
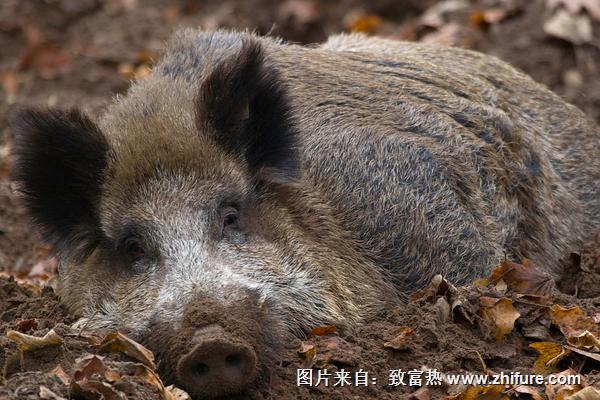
514, 385, 544, 400
165, 385, 192, 400
307, 325, 337, 337
96, 331, 156, 369
565, 386, 600, 399
550, 305, 600, 351
70, 355, 127, 400
421, 23, 462, 46
566, 330, 600, 351
298, 342, 317, 368
564, 345, 600, 363
529, 342, 571, 374
118, 62, 136, 79
446, 384, 508, 400
135, 364, 189, 400
420, 0, 469, 28
564, 69, 584, 90
118, 62, 152, 81
483, 260, 554, 298
136, 49, 159, 64
1, 71, 18, 103
7, 328, 63, 352
410, 274, 455, 301
18, 42, 72, 80
479, 297, 520, 341
435, 296, 451, 323
0, 271, 47, 297
15, 318, 38, 332
28, 257, 58, 279
384, 326, 415, 350
480, 8, 511, 24
544, 369, 586, 400
39, 386, 67, 400
470, 10, 488, 27
72, 379, 127, 400
451, 293, 476, 324
305, 335, 357, 368
73, 354, 107, 382
409, 386, 431, 400
48, 365, 70, 385
135, 364, 167, 391
492, 279, 508, 294
347, 14, 383, 34
104, 369, 121, 382
546, 0, 600, 20
544, 9, 592, 45
134, 64, 152, 80
279, 0, 320, 25
551, 305, 596, 332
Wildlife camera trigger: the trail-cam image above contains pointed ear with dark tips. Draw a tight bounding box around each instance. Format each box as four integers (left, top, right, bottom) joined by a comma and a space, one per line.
195, 39, 299, 180
11, 109, 108, 257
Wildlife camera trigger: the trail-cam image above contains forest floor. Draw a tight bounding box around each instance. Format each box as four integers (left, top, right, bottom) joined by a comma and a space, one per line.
1, 0, 600, 399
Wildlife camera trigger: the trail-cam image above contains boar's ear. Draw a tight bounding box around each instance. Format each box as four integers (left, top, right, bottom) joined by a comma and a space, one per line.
11, 109, 108, 256
195, 39, 299, 181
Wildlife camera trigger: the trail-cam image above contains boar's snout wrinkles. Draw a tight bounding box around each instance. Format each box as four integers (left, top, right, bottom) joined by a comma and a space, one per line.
11, 29, 600, 398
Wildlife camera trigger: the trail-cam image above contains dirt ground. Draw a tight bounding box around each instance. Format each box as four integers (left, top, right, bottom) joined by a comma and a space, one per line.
1, 0, 600, 399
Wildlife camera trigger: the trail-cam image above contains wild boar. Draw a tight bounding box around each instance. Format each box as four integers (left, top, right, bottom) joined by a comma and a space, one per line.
11, 29, 600, 398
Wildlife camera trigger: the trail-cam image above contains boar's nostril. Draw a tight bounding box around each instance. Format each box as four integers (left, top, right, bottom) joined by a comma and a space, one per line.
193, 362, 210, 376
225, 353, 242, 367
177, 326, 258, 398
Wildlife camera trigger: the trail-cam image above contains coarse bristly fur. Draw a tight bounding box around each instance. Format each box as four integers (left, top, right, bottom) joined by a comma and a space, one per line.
11, 29, 600, 398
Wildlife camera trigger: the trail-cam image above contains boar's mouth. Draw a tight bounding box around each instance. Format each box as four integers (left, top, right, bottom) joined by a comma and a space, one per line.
143, 295, 283, 399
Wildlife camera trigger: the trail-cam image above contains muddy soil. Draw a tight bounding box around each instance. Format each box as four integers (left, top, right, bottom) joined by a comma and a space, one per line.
1, 0, 599, 399
2, 234, 600, 399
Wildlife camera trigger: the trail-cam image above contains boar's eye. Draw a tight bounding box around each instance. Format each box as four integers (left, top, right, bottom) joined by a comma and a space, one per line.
222, 207, 239, 229
122, 236, 146, 261
221, 206, 245, 242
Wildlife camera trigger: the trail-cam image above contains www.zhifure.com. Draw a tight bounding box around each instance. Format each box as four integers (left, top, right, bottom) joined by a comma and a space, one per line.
296, 368, 581, 387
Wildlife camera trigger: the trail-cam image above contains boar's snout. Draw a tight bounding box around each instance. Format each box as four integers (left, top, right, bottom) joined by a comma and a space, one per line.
143, 292, 283, 398
177, 324, 258, 398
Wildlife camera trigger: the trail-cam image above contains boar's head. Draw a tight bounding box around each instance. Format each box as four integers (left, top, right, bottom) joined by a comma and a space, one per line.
11, 37, 393, 398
